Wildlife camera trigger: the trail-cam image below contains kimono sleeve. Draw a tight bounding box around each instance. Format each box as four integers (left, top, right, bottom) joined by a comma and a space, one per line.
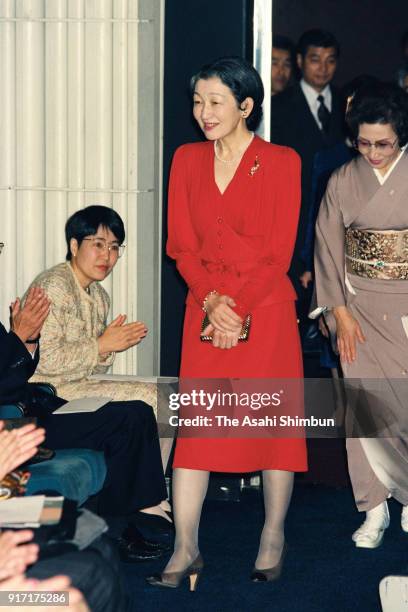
166, 146, 214, 307
313, 170, 347, 314
233, 147, 301, 316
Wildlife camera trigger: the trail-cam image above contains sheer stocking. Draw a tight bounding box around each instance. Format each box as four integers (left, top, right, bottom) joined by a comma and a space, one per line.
255, 469, 294, 570
160, 438, 173, 473
164, 468, 209, 572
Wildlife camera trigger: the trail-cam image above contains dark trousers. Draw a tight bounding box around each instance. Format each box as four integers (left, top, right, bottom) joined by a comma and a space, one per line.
39, 401, 167, 515
27, 535, 126, 612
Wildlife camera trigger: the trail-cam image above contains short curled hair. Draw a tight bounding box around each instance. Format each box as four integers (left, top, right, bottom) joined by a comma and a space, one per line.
190, 56, 264, 131
346, 81, 408, 147
65, 205, 125, 261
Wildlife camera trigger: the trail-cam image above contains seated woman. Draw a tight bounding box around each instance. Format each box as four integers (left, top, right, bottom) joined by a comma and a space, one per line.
1, 241, 170, 548
27, 205, 173, 471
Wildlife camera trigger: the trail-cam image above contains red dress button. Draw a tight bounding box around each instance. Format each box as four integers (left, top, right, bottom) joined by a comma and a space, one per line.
217, 217, 223, 223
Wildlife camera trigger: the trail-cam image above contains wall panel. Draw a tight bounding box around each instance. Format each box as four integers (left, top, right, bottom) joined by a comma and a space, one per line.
0, 0, 163, 374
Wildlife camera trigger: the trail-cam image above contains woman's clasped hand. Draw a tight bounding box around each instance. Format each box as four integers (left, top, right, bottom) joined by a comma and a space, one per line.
201, 293, 243, 349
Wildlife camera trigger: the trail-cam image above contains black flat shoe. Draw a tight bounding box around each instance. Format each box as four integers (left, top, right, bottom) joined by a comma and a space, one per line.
121, 525, 171, 552
251, 543, 287, 582
132, 511, 175, 535
117, 537, 167, 563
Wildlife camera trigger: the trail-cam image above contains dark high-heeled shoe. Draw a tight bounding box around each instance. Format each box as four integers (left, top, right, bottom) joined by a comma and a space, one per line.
146, 554, 204, 591
250, 542, 286, 582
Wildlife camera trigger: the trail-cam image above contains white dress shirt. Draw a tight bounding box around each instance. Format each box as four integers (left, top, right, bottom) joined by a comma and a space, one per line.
300, 79, 332, 131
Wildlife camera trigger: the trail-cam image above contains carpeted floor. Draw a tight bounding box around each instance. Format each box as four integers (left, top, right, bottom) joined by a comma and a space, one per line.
122, 482, 407, 612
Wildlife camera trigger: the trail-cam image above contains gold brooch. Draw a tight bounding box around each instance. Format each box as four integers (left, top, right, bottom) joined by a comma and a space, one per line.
249, 156, 260, 176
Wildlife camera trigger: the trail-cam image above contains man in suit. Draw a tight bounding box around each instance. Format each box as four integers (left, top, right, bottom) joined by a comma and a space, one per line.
0, 276, 170, 561
271, 29, 345, 329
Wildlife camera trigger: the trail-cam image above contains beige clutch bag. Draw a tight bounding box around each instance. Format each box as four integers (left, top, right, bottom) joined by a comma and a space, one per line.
200, 313, 252, 342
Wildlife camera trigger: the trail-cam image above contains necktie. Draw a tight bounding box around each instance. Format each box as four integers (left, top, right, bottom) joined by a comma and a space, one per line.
317, 94, 331, 134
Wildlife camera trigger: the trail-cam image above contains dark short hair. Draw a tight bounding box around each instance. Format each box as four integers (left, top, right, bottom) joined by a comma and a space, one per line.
297, 29, 340, 59
190, 56, 264, 131
272, 34, 295, 55
346, 81, 408, 146
273, 35, 295, 62
65, 205, 125, 261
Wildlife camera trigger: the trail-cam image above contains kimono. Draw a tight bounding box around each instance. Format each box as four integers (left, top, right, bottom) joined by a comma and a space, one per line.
313, 151, 408, 512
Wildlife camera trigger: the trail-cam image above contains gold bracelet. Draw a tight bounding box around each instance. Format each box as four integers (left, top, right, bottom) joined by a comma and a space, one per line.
202, 290, 219, 313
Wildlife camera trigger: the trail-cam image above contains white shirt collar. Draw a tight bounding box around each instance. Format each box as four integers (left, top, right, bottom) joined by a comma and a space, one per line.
373, 145, 407, 185
300, 79, 332, 110
300, 79, 332, 129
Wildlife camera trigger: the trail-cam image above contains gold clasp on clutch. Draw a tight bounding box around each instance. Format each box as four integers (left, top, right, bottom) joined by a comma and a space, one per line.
200, 314, 252, 342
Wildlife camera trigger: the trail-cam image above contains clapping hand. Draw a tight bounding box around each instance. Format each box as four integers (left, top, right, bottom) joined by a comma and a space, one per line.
10, 287, 50, 345
0, 422, 45, 481
97, 314, 148, 355
0, 531, 39, 580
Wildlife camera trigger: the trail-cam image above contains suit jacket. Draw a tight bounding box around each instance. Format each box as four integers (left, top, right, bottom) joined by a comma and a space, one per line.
0, 323, 64, 414
271, 83, 345, 274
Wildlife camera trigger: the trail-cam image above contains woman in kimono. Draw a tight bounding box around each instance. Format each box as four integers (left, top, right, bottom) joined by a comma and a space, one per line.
147, 57, 307, 590
313, 82, 408, 548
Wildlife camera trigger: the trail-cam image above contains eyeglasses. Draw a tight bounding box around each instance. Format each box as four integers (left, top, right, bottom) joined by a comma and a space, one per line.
82, 237, 125, 258
354, 137, 399, 155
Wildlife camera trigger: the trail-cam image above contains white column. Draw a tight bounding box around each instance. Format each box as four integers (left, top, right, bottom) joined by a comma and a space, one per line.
67, 0, 85, 217
45, 0, 68, 266
253, 0, 272, 140
15, 0, 45, 291
0, 0, 17, 321
111, 0, 129, 374
85, 0, 113, 300
126, 0, 139, 374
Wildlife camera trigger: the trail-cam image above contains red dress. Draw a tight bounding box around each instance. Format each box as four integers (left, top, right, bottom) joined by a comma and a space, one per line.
167, 135, 307, 472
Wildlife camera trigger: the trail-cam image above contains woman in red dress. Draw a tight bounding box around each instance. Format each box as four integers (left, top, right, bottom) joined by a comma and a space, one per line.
147, 57, 307, 589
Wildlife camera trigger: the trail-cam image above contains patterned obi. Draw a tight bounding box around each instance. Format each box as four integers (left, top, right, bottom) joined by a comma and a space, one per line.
345, 228, 408, 280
